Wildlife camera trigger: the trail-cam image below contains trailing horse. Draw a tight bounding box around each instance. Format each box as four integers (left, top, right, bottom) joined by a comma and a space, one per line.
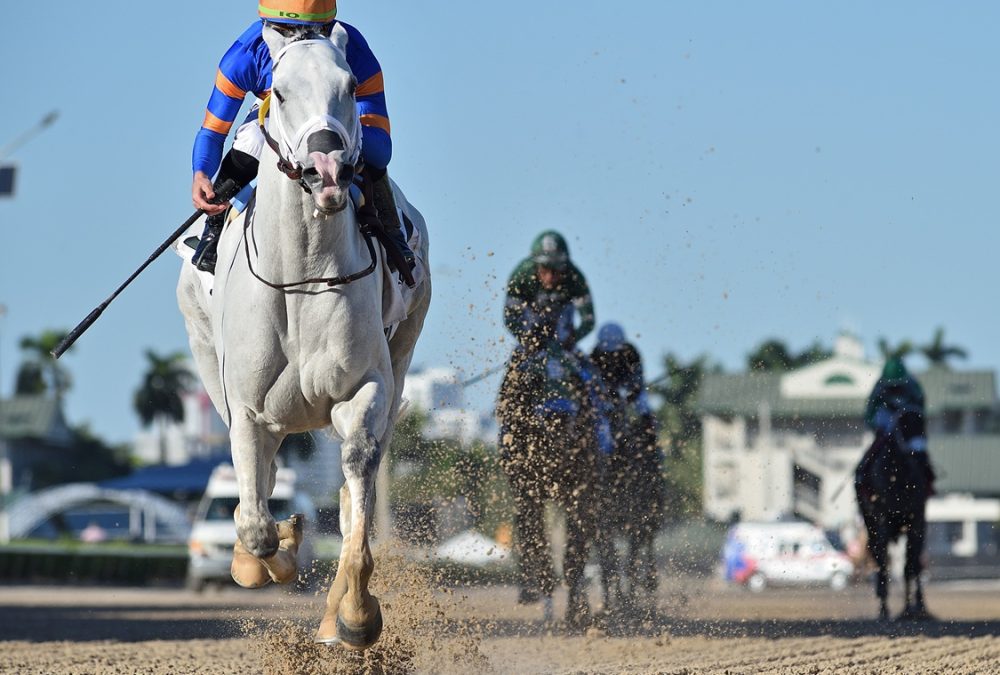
854, 409, 933, 621
177, 23, 430, 651
496, 330, 601, 629
594, 398, 663, 619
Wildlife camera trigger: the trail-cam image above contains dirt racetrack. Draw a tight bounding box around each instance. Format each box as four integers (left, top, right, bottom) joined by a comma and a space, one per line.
2, 572, 999, 674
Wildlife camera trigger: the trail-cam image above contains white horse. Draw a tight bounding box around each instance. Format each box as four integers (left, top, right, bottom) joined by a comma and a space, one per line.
177, 23, 430, 650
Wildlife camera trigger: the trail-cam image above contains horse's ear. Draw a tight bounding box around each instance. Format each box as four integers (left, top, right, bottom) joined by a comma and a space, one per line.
329, 22, 349, 53
262, 22, 289, 58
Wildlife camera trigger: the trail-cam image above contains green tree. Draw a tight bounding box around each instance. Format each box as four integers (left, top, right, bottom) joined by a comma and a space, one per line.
746, 338, 832, 372
920, 327, 967, 369
746, 339, 795, 372
791, 340, 833, 368
17, 329, 72, 398
650, 353, 717, 520
877, 337, 914, 360
133, 350, 194, 464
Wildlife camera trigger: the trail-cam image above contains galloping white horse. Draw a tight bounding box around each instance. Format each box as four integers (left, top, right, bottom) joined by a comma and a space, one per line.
177, 23, 430, 650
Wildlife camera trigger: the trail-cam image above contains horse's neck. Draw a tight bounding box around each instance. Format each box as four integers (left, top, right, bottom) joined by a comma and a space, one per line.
251, 169, 365, 280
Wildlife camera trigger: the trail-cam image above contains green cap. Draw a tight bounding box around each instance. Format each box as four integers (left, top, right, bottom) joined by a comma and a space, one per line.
530, 230, 570, 271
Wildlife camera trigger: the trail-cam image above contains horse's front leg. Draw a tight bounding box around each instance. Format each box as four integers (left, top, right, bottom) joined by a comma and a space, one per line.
229, 413, 302, 587
316, 379, 388, 650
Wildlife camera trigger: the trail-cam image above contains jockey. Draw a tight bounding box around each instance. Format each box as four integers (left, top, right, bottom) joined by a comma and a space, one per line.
590, 322, 653, 417
863, 355, 935, 493
189, 0, 415, 280
503, 231, 595, 351
864, 356, 926, 437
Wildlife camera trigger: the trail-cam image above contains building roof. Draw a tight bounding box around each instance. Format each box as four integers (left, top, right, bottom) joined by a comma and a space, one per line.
698, 366, 997, 418
932, 435, 1000, 496
0, 396, 72, 442
100, 456, 229, 497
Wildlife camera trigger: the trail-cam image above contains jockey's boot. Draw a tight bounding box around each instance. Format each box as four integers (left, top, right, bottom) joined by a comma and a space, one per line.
191, 211, 226, 274
369, 169, 417, 288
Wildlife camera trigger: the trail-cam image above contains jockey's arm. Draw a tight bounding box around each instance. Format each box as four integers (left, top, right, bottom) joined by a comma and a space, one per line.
567, 264, 595, 345
341, 22, 392, 171
191, 30, 261, 212
503, 259, 542, 342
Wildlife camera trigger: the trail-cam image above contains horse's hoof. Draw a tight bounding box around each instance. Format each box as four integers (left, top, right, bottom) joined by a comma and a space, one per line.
313, 634, 343, 646
897, 606, 935, 622
336, 603, 383, 651
262, 514, 305, 584
231, 541, 272, 589
542, 596, 555, 624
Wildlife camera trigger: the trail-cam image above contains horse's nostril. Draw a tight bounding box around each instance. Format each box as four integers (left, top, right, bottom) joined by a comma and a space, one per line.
302, 167, 320, 181
337, 165, 355, 185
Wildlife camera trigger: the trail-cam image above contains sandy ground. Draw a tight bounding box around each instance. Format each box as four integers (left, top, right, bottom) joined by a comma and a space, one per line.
2, 573, 1000, 674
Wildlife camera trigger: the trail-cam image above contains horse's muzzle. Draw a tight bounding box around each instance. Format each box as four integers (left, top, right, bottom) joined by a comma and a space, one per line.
302, 148, 354, 213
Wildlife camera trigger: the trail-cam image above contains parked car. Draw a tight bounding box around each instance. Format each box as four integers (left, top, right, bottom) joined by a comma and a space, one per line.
186, 464, 315, 591
721, 521, 854, 592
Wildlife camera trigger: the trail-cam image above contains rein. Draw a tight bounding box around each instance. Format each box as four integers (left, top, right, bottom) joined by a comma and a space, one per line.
242, 202, 378, 290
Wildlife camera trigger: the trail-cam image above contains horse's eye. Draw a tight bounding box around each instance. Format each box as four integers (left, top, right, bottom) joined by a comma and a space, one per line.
273, 89, 285, 104
349, 79, 357, 97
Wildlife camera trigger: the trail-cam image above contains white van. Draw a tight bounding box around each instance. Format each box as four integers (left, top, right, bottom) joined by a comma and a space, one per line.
186, 463, 315, 591
721, 521, 854, 592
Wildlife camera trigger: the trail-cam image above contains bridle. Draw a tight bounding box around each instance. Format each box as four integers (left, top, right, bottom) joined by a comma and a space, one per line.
243, 33, 376, 290
258, 37, 363, 188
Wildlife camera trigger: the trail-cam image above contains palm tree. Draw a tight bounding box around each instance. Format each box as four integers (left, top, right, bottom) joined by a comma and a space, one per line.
17, 329, 73, 398
134, 350, 194, 465
920, 327, 968, 369
877, 337, 914, 361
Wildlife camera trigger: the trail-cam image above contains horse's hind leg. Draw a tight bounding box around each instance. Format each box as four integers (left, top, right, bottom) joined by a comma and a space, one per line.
316, 379, 388, 650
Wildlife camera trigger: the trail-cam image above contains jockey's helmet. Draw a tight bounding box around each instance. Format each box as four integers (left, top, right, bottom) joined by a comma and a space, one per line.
259, 0, 337, 25
596, 323, 626, 352
531, 230, 570, 271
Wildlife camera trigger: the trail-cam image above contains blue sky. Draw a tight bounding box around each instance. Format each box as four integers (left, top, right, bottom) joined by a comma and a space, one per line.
1, 1, 997, 444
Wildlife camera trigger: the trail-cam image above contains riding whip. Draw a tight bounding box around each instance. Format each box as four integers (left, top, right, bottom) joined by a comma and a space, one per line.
51, 180, 239, 359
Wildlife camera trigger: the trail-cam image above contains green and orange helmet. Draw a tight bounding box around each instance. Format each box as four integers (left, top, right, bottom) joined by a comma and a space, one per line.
530, 230, 570, 271
259, 0, 337, 26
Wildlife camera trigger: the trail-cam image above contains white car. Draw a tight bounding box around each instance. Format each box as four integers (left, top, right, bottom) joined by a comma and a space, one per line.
187, 464, 315, 591
721, 521, 854, 592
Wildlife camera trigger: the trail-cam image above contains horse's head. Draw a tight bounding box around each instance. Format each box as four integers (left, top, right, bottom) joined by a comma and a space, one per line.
262, 23, 360, 214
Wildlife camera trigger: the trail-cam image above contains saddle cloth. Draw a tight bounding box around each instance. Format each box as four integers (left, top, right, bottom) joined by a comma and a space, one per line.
173, 183, 425, 336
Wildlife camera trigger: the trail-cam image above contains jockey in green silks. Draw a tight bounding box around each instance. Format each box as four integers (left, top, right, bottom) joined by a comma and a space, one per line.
503, 230, 595, 350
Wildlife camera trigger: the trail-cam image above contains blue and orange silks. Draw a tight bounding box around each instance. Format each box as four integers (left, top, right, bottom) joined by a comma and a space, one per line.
192, 20, 390, 178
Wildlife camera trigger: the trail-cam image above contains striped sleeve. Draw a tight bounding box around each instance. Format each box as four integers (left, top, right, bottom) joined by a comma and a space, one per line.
192, 40, 256, 176
342, 22, 392, 169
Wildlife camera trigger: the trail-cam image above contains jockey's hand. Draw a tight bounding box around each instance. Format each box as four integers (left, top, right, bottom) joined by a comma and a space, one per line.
192, 172, 229, 215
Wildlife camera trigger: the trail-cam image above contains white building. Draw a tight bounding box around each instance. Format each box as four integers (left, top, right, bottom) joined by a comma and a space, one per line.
698, 334, 1000, 561
402, 367, 496, 444
133, 388, 228, 466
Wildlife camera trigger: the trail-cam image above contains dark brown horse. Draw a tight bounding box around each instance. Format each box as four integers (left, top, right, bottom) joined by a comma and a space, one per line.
497, 341, 601, 629
595, 400, 664, 619
855, 409, 933, 621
